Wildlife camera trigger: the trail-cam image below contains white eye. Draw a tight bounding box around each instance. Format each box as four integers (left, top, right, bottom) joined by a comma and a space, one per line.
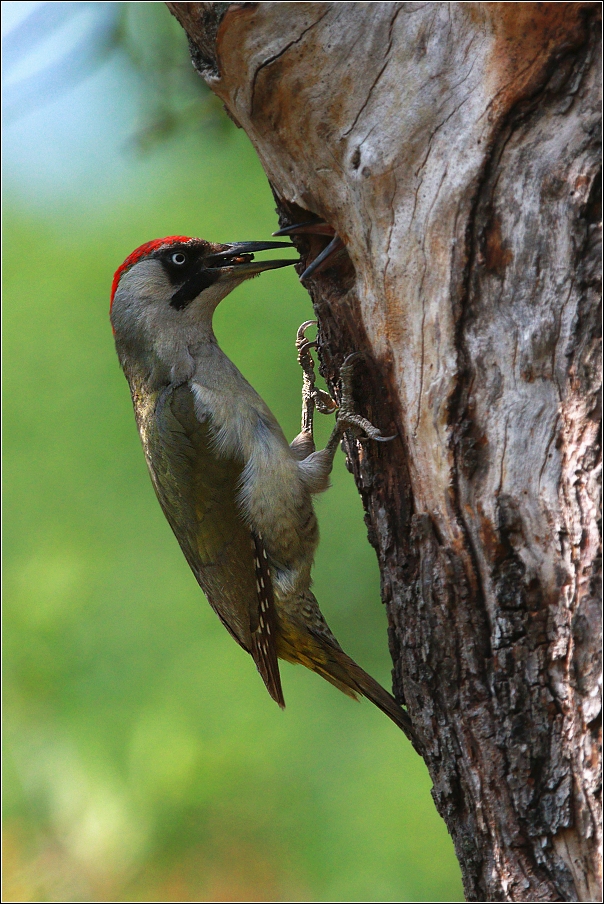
171, 252, 187, 265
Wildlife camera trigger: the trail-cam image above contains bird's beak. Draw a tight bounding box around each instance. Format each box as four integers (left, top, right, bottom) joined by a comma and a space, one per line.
205, 241, 298, 279
272, 221, 345, 280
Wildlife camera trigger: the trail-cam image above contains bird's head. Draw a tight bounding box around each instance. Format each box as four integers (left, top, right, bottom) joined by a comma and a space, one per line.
110, 236, 296, 373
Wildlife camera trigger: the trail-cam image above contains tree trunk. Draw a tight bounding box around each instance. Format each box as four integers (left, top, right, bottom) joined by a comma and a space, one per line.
167, 3, 601, 900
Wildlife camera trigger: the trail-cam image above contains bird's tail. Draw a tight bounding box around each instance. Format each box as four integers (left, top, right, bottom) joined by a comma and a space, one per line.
315, 646, 416, 740
276, 601, 416, 741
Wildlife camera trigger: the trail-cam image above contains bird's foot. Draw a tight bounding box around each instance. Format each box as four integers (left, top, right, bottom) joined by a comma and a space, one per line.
335, 353, 397, 443
296, 321, 338, 418
296, 319, 318, 379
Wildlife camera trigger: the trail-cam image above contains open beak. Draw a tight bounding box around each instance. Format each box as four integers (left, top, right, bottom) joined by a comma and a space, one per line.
273, 221, 345, 280
206, 241, 298, 279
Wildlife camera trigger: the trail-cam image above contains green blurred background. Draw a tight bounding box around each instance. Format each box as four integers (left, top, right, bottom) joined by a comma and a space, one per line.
3, 4, 463, 901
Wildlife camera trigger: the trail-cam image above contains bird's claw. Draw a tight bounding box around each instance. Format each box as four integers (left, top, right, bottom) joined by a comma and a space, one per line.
336, 354, 396, 443
315, 390, 339, 415
298, 339, 317, 356
296, 323, 317, 371
339, 351, 363, 378
296, 319, 318, 345
296, 322, 318, 377
295, 321, 338, 431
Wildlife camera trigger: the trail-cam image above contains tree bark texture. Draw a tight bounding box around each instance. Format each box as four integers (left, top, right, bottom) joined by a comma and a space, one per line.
167, 3, 601, 900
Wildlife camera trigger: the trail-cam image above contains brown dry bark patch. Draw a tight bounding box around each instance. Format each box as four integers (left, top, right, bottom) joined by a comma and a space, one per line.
482, 2, 594, 109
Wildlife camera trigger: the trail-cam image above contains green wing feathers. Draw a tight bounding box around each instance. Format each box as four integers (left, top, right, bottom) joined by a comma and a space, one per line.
136, 382, 283, 699
251, 533, 285, 707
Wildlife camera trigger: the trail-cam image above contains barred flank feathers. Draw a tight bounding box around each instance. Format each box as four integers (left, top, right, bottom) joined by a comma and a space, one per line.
250, 533, 285, 708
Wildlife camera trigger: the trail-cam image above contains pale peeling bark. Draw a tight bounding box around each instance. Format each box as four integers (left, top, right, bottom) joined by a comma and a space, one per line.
167, 3, 601, 900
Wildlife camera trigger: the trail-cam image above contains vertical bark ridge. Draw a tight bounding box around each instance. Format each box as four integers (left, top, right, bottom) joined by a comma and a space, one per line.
448, 22, 601, 899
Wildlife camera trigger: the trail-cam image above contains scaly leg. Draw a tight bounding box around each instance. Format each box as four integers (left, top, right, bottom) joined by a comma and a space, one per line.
323, 353, 396, 463
293, 333, 395, 483
290, 320, 337, 460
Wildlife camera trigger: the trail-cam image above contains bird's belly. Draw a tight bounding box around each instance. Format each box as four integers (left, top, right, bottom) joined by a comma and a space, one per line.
191, 379, 318, 596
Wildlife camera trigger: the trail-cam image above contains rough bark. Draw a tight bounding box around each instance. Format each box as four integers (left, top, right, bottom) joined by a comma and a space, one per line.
167, 3, 601, 900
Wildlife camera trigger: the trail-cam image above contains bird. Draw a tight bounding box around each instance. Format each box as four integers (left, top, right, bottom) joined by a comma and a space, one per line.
110, 234, 414, 737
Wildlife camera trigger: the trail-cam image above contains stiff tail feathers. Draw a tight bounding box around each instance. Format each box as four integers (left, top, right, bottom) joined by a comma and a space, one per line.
341, 653, 415, 738
306, 641, 416, 741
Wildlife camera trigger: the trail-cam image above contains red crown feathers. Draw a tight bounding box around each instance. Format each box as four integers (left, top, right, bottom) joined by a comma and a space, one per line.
110, 236, 194, 310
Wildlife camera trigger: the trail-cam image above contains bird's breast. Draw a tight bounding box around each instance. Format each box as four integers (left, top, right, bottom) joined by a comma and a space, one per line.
189, 376, 317, 596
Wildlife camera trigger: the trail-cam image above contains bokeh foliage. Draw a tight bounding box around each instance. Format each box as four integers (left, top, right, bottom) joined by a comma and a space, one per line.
3, 4, 463, 901
3, 2, 224, 142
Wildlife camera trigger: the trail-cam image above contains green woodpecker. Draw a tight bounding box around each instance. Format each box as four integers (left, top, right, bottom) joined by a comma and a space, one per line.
110, 233, 413, 736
